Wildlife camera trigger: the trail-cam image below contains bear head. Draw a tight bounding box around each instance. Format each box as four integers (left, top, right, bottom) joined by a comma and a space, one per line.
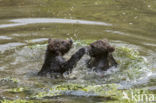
47, 38, 73, 55
88, 39, 115, 57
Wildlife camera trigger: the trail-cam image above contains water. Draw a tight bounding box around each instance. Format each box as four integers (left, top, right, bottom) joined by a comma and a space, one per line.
0, 18, 112, 28
0, 0, 155, 102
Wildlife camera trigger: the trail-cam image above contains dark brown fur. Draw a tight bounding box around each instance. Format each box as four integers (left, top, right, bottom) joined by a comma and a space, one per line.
38, 38, 85, 77
87, 39, 117, 72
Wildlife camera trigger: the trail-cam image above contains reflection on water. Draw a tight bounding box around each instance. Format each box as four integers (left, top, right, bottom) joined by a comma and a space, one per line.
26, 38, 48, 43
105, 30, 129, 36
0, 36, 12, 40
0, 42, 25, 52
0, 18, 112, 28
0, 23, 26, 29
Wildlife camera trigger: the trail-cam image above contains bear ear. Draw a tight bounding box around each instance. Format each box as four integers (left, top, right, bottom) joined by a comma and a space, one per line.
102, 39, 108, 42
108, 46, 115, 52
48, 38, 54, 43
69, 39, 73, 44
67, 38, 73, 43
67, 38, 73, 44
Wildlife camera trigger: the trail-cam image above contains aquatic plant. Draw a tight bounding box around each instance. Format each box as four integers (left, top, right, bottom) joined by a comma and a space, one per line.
31, 83, 155, 103
1, 99, 35, 103
8, 87, 24, 93
0, 77, 19, 88
113, 46, 150, 81
0, 77, 19, 83
33, 83, 120, 98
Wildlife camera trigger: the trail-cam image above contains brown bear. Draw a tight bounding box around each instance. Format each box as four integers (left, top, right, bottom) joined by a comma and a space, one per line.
38, 38, 86, 77
87, 39, 117, 72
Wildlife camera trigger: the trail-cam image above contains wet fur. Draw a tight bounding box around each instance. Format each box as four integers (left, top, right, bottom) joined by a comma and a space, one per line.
38, 39, 85, 77
87, 39, 118, 71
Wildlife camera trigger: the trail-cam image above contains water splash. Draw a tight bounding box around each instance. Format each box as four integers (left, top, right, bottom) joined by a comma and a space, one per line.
0, 40, 154, 101
12, 41, 152, 89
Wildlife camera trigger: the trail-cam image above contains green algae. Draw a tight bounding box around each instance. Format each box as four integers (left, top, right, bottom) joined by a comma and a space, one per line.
27, 44, 47, 49
115, 46, 149, 72
8, 87, 25, 93
1, 99, 36, 103
0, 77, 19, 83
110, 46, 151, 81
25, 83, 155, 103
115, 47, 140, 60
0, 77, 19, 88
33, 83, 120, 99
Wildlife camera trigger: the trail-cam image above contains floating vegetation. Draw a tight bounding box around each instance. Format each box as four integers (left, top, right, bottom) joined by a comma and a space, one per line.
1, 99, 35, 103
0, 77, 19, 83
28, 83, 155, 103
73, 40, 96, 46
27, 44, 47, 49
8, 87, 25, 93
111, 46, 151, 81
0, 77, 19, 88
1, 86, 155, 103
33, 83, 120, 99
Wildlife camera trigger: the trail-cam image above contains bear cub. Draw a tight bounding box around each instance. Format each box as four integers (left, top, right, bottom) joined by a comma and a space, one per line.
87, 39, 118, 72
38, 38, 86, 77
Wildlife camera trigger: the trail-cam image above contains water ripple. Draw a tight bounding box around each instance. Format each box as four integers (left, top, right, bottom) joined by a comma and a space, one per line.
0, 36, 12, 40
26, 38, 48, 43
0, 42, 25, 52
0, 18, 112, 28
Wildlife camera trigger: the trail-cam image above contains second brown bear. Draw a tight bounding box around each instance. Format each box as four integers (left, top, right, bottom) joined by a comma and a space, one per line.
87, 39, 118, 72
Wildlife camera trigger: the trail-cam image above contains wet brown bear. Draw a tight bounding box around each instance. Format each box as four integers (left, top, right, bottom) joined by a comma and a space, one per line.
38, 38, 86, 77
87, 39, 117, 72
